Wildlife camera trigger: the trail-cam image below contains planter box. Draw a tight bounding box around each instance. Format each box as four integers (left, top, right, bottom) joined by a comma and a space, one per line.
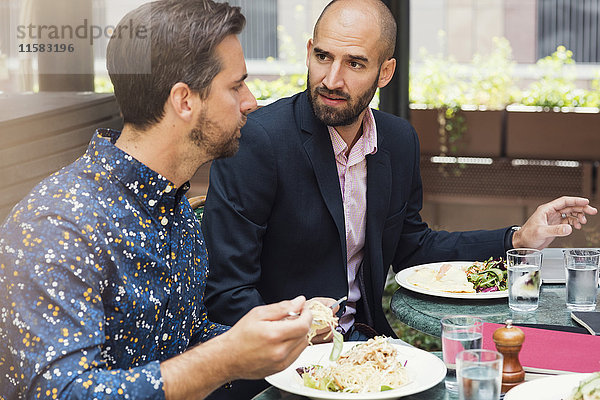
506, 106, 600, 160
420, 157, 593, 202
410, 106, 504, 157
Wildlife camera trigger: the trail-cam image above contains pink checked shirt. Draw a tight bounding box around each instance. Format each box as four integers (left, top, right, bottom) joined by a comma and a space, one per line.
327, 108, 378, 333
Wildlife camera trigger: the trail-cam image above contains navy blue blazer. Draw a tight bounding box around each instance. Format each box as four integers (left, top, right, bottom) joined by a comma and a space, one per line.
203, 91, 509, 336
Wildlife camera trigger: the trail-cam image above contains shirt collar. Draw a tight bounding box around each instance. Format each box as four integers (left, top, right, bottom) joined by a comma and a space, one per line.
328, 108, 378, 158
87, 129, 190, 212
362, 108, 378, 155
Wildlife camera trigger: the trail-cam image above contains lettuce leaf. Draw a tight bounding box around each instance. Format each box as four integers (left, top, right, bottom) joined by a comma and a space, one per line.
329, 330, 344, 361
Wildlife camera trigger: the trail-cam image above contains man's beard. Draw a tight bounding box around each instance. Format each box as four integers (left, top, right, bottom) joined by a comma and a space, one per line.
307, 71, 379, 127
189, 110, 246, 160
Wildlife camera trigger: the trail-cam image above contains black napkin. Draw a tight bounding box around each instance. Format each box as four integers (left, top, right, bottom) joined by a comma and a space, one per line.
571, 311, 600, 335
515, 322, 588, 334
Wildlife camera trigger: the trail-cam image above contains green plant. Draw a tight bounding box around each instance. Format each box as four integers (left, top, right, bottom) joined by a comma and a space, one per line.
585, 71, 600, 107
467, 37, 518, 109
519, 46, 588, 108
410, 38, 466, 161
411, 36, 519, 157
247, 73, 306, 101
437, 107, 466, 155
246, 20, 308, 102
409, 32, 466, 108
95, 76, 114, 93
410, 35, 517, 109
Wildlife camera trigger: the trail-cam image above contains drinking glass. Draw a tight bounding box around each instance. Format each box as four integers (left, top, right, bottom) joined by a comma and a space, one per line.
457, 349, 503, 400
441, 316, 483, 392
564, 249, 600, 311
506, 248, 542, 312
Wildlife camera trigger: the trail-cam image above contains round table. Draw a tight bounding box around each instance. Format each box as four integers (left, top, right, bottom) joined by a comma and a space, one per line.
390, 284, 592, 337
251, 382, 457, 400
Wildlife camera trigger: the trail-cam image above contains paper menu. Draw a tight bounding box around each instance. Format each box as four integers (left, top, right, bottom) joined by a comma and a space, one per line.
482, 322, 600, 374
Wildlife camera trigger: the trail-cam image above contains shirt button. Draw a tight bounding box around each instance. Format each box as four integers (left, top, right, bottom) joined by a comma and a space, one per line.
148, 199, 156, 206
161, 217, 168, 226
162, 333, 168, 341
164, 185, 172, 193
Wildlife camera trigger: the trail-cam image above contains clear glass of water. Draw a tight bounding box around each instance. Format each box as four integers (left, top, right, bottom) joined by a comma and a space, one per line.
441, 316, 483, 392
457, 349, 503, 400
564, 249, 600, 311
506, 248, 542, 312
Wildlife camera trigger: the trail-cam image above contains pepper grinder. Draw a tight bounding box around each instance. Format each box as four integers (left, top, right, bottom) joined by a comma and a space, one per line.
492, 319, 525, 393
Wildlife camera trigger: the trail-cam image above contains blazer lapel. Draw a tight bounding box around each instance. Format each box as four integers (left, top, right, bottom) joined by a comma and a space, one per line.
297, 92, 347, 263
365, 142, 392, 300
366, 148, 392, 237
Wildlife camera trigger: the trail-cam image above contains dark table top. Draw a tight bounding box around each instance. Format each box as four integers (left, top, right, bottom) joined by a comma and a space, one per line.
390, 248, 599, 337
251, 382, 457, 400
390, 283, 594, 337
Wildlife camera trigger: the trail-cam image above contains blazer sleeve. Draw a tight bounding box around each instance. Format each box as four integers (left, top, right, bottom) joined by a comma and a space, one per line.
391, 124, 508, 270
202, 118, 278, 326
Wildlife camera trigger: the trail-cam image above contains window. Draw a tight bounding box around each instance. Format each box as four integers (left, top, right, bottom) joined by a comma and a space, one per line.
538, 0, 600, 62
223, 0, 278, 60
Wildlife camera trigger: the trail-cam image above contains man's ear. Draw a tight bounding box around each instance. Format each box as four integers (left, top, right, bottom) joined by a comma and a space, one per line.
377, 58, 396, 89
168, 82, 198, 123
306, 38, 313, 69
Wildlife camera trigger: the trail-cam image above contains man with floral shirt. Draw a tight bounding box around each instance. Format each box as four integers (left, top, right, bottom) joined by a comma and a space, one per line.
0, 1, 312, 399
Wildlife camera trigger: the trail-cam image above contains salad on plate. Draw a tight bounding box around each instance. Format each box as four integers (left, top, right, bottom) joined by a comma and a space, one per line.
567, 372, 600, 400
465, 257, 507, 293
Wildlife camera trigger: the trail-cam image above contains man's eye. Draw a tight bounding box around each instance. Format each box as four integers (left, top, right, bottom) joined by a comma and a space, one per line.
350, 61, 362, 69
316, 53, 327, 61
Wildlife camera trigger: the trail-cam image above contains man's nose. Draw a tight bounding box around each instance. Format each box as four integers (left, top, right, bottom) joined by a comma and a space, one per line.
241, 83, 257, 114
321, 62, 344, 91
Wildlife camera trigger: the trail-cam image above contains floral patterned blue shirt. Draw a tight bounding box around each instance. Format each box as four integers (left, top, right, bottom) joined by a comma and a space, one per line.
0, 129, 229, 399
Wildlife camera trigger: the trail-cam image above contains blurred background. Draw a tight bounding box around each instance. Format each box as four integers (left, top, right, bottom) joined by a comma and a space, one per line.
1, 0, 599, 347
2, 0, 598, 244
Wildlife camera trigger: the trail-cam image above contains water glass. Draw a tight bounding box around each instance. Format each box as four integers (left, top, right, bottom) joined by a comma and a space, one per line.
564, 249, 600, 311
441, 316, 483, 392
506, 248, 542, 312
457, 349, 503, 400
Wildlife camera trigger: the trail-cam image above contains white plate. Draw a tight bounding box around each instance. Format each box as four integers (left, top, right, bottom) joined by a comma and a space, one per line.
395, 261, 508, 299
265, 341, 446, 400
504, 373, 591, 400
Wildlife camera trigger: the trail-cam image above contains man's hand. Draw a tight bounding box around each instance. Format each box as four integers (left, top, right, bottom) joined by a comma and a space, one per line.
221, 295, 312, 380
513, 196, 598, 249
161, 296, 311, 399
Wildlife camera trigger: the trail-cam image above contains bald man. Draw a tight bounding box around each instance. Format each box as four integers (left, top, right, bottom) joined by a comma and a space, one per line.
204, 0, 595, 348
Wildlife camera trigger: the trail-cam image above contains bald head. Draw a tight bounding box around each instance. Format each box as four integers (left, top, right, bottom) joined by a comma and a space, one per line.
314, 0, 396, 63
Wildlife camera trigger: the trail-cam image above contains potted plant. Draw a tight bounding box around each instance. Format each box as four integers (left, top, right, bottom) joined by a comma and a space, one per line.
409, 37, 515, 158
505, 46, 600, 160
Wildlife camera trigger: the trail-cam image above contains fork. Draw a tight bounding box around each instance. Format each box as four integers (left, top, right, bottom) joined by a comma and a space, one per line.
329, 295, 347, 310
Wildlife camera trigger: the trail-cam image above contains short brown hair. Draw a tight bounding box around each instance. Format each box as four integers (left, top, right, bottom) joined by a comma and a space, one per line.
314, 0, 396, 62
107, 0, 245, 130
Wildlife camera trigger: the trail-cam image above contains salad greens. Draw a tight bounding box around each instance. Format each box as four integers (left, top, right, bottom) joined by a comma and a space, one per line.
568, 372, 600, 400
302, 367, 338, 391
329, 330, 344, 361
465, 257, 507, 292
301, 368, 394, 393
